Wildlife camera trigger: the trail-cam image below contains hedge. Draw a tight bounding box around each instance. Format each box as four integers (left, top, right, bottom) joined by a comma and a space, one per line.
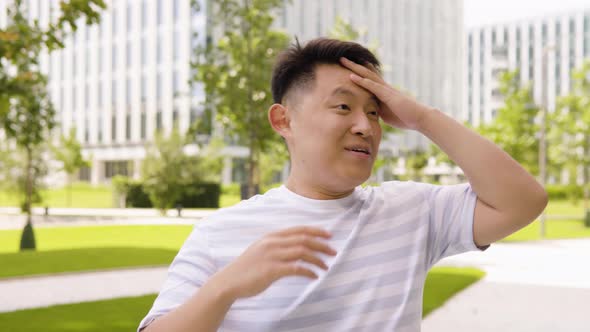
546, 184, 584, 200
114, 177, 220, 208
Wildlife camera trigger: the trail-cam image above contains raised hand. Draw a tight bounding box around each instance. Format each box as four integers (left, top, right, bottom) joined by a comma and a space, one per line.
214, 226, 337, 300
339, 57, 434, 131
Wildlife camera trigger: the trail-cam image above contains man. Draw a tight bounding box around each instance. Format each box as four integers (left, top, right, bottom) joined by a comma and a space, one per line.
139, 38, 547, 332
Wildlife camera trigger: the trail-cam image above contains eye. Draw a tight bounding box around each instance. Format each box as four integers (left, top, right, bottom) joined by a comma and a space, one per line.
368, 110, 379, 118
335, 104, 350, 111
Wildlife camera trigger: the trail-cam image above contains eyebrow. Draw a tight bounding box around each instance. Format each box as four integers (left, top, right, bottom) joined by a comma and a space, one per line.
329, 87, 380, 107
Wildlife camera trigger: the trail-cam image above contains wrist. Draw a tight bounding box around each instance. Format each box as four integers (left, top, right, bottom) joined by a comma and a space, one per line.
207, 272, 239, 305
415, 106, 439, 133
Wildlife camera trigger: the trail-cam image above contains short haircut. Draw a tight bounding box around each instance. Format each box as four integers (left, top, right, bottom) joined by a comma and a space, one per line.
271, 38, 381, 105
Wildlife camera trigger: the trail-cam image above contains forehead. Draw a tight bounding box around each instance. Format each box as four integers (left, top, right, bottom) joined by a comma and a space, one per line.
311, 64, 375, 101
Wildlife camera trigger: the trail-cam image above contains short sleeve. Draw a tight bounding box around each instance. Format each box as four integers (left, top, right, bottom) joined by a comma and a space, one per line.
138, 224, 217, 331
420, 182, 487, 268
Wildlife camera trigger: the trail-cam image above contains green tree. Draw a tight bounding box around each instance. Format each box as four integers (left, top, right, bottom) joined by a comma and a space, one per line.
403, 149, 429, 182
190, 0, 290, 198
0, 0, 105, 250
51, 127, 91, 207
476, 70, 540, 175
552, 60, 590, 221
142, 127, 223, 214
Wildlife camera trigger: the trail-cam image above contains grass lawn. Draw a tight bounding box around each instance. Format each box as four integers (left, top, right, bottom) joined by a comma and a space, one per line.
0, 183, 113, 209
423, 266, 485, 316
0, 225, 192, 279
503, 218, 590, 242
0, 247, 178, 279
544, 199, 588, 217
0, 266, 485, 331
0, 294, 157, 332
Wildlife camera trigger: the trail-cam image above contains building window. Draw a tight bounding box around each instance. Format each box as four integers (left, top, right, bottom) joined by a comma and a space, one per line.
156, 73, 162, 100
112, 6, 117, 33
127, 3, 132, 32
126, 78, 131, 106
173, 70, 179, 95
141, 37, 146, 66
157, 0, 162, 25
98, 81, 103, 107
112, 44, 117, 71
111, 115, 117, 140
173, 0, 180, 21
85, 83, 89, 108
98, 46, 103, 74
98, 114, 103, 142
112, 80, 117, 103
173, 30, 179, 60
84, 122, 89, 143
141, 75, 147, 101
542, 23, 547, 44
85, 48, 90, 75
126, 113, 131, 140
126, 40, 132, 67
104, 161, 132, 179
73, 51, 77, 77
142, 0, 147, 29
140, 111, 146, 139
157, 33, 163, 64
156, 110, 162, 131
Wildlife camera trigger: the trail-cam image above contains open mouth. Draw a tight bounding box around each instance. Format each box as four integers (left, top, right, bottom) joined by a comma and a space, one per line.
345, 147, 371, 156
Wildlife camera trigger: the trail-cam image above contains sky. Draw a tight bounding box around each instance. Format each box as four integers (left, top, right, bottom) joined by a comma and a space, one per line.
464, 0, 590, 27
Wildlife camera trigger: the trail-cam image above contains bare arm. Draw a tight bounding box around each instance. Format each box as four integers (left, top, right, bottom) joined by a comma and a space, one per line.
417, 108, 548, 246
341, 57, 548, 247
142, 226, 337, 332
143, 274, 235, 332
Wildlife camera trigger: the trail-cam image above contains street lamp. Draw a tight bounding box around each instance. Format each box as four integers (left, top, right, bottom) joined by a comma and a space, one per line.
539, 44, 555, 238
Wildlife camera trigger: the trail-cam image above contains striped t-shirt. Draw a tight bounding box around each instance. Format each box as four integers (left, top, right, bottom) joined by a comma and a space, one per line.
139, 181, 485, 331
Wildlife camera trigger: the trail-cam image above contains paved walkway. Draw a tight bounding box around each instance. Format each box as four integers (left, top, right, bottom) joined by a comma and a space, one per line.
0, 207, 215, 229
422, 238, 590, 331
0, 267, 168, 313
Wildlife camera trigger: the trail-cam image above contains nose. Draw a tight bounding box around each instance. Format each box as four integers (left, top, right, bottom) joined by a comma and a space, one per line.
350, 110, 374, 137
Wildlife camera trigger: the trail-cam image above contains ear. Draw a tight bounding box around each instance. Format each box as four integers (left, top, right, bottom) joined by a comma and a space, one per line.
268, 103, 291, 138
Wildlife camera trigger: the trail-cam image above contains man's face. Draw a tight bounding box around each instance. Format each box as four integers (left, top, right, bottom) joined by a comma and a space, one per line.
286, 63, 382, 190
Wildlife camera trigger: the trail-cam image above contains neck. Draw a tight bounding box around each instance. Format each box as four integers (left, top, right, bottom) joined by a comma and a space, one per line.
285, 174, 355, 200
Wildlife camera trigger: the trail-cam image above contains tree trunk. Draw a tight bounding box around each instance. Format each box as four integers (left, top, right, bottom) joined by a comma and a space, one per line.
25, 147, 33, 223
67, 173, 74, 207
584, 137, 589, 212
20, 146, 36, 250
246, 146, 259, 198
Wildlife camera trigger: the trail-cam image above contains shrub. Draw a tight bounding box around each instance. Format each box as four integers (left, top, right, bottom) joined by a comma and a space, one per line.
20, 221, 36, 250
177, 182, 220, 208
113, 176, 220, 209
546, 184, 583, 201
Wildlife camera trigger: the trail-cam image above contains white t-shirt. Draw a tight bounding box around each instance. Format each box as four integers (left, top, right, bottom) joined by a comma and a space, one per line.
139, 181, 486, 332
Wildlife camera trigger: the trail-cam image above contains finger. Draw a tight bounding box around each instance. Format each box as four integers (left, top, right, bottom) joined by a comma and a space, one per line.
340, 57, 384, 83
281, 235, 337, 256
278, 247, 329, 270
276, 263, 318, 279
273, 226, 331, 239
349, 74, 393, 104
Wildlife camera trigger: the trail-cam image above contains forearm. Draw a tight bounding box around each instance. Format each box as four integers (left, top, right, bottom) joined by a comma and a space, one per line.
417, 107, 547, 220
143, 274, 235, 332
